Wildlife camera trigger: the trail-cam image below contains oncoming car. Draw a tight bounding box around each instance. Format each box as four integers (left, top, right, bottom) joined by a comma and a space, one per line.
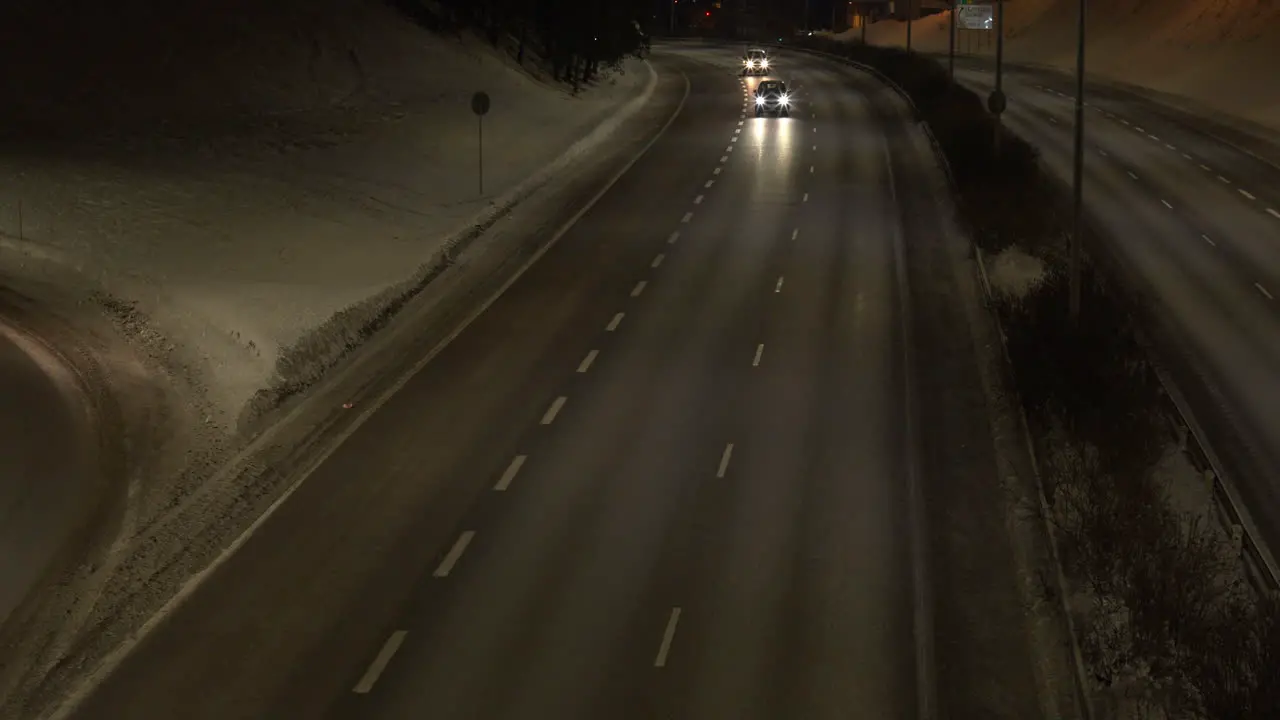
742, 48, 769, 76
753, 79, 792, 117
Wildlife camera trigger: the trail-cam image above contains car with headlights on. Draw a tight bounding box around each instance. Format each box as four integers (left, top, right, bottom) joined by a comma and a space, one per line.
753, 80, 792, 117
742, 48, 769, 75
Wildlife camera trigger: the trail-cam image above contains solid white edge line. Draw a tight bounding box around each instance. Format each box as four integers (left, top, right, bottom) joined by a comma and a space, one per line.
653, 608, 682, 667
576, 349, 599, 374
433, 530, 476, 577
41, 62, 693, 720
352, 630, 408, 694
880, 135, 936, 720
716, 443, 734, 478
494, 454, 528, 490
540, 396, 567, 424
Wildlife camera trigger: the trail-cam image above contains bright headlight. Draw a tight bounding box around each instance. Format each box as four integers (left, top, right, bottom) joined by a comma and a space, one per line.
755, 95, 765, 105
761, 59, 769, 68
779, 94, 790, 104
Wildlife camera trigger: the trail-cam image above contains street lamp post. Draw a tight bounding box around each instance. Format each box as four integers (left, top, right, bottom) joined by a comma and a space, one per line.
948, 1, 956, 79
988, 0, 1006, 151
907, 0, 913, 51
1069, 0, 1086, 322
669, 0, 675, 34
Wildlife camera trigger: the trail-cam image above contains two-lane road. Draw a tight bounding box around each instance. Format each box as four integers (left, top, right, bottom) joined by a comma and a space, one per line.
953, 64, 1280, 566
56, 47, 1053, 720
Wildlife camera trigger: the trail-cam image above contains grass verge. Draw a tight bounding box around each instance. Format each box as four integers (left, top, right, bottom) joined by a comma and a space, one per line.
798, 36, 1280, 718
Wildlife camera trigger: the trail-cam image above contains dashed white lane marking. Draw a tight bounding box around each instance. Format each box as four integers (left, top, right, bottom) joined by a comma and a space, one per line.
1049, 116, 1058, 124
694, 194, 704, 204
802, 192, 809, 202
727, 145, 734, 152
791, 228, 799, 240
654, 608, 682, 668
1200, 163, 1212, 171
1202, 234, 1216, 247
631, 280, 648, 297
1121, 119, 1130, 125
716, 443, 735, 478
1218, 175, 1231, 184
540, 397, 567, 425
1098, 149, 1108, 157
812, 144, 816, 151
606, 313, 624, 331
1239, 189, 1256, 200
1127, 171, 1139, 180
731, 136, 738, 143
667, 231, 680, 244
1166, 143, 1176, 150
720, 155, 728, 163
1267, 208, 1280, 219
1256, 283, 1274, 301
713, 167, 721, 175
1161, 199, 1173, 209
1147, 134, 1158, 141
734, 128, 741, 134
1182, 152, 1193, 160
681, 211, 693, 223
752, 344, 764, 367
1135, 127, 1145, 133
651, 253, 665, 268
494, 454, 529, 490
704, 180, 714, 188
809, 165, 814, 173
775, 276, 784, 292
434, 531, 476, 577
813, 127, 817, 132
353, 631, 408, 694
738, 120, 743, 126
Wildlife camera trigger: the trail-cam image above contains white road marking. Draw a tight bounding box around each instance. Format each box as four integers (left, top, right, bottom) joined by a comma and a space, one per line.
631, 280, 648, 297
651, 253, 665, 268
606, 312, 624, 331
716, 443, 735, 478
654, 608, 682, 667
809, 165, 814, 173
352, 631, 407, 694
1267, 208, 1280, 219
1200, 163, 1212, 171
1256, 283, 1274, 300
1218, 175, 1231, 184
1127, 171, 1138, 180
802, 192, 809, 202
812, 144, 817, 150
1049, 116, 1058, 124
694, 194, 704, 204
734, 128, 741, 134
667, 231, 679, 244
705, 180, 714, 188
1147, 134, 1158, 141
540, 397, 567, 425
813, 127, 817, 132
434, 531, 476, 577
791, 228, 799, 240
713, 167, 721, 175
752, 344, 764, 367
727, 145, 734, 152
1166, 143, 1176, 150
1098, 149, 1108, 157
738, 120, 743, 126
1182, 152, 1192, 160
1135, 126, 1145, 133
1240, 189, 1256, 200
731, 136, 738, 142
494, 454, 528, 490
1161, 199, 1173, 209
681, 211, 693, 223
1202, 234, 1216, 247
1121, 119, 1130, 125
720, 155, 728, 163
775, 276, 784, 292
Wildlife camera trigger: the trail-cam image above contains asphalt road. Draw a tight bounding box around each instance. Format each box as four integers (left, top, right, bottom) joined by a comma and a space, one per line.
952, 63, 1280, 567
61, 48, 1052, 720
0, 321, 96, 630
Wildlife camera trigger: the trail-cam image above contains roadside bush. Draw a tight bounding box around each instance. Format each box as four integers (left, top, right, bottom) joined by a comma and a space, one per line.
794, 35, 1280, 718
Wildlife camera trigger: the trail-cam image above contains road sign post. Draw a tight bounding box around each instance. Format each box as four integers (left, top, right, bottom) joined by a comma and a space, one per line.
471, 91, 491, 196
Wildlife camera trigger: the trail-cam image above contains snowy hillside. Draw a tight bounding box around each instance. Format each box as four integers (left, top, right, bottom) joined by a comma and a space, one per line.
857, 0, 1280, 133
